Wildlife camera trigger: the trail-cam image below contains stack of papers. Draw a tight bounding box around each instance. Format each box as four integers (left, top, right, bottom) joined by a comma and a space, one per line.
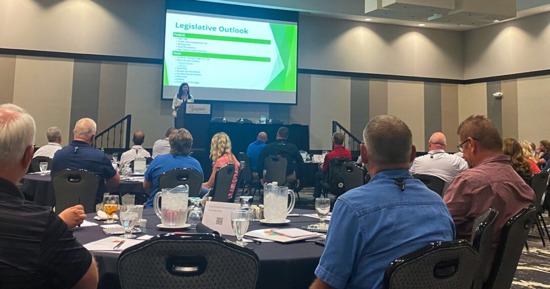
245, 228, 320, 243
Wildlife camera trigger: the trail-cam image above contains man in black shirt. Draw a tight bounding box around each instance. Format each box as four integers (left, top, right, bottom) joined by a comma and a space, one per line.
258, 127, 304, 186
0, 104, 98, 289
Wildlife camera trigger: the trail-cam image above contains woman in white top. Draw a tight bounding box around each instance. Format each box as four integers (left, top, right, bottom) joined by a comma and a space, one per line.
171, 82, 193, 126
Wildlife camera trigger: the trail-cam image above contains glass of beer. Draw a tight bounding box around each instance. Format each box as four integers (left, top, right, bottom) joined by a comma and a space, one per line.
103, 194, 120, 224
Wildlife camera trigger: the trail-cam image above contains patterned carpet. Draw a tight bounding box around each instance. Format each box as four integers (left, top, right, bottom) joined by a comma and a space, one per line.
513, 231, 550, 289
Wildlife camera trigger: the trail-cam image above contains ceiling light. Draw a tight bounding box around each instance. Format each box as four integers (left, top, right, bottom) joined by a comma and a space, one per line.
418, 23, 426, 26
365, 18, 372, 21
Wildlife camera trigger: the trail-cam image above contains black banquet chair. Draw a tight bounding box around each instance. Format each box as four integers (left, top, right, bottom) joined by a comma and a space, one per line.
52, 169, 100, 214
470, 208, 498, 289
118, 233, 260, 289
412, 174, 445, 196
320, 157, 349, 197
264, 155, 287, 185
339, 162, 365, 193
384, 239, 479, 289
483, 205, 537, 289
530, 172, 550, 246
159, 168, 203, 198
209, 164, 235, 202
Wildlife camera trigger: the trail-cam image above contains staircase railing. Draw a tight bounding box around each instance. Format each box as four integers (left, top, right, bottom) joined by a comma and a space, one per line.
332, 121, 362, 152
94, 115, 132, 150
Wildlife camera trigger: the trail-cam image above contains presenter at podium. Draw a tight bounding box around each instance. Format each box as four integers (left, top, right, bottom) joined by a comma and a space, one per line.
171, 82, 194, 127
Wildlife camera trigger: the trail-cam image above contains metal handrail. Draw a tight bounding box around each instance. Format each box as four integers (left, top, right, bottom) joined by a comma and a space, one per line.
332, 121, 362, 151
94, 115, 132, 149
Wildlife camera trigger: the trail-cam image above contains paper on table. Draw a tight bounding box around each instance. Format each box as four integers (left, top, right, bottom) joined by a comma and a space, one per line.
301, 214, 331, 221
245, 228, 320, 243
80, 220, 99, 227
84, 236, 144, 252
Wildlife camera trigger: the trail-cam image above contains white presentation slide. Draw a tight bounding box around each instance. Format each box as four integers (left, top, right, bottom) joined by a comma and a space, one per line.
162, 10, 298, 104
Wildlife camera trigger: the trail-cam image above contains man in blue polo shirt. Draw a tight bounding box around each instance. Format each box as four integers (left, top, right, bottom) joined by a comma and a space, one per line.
52, 118, 120, 203
310, 115, 455, 289
143, 128, 203, 208
246, 131, 267, 176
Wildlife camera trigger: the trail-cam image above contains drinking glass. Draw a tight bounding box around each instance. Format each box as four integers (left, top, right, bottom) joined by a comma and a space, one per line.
102, 194, 120, 224
240, 196, 253, 210
187, 197, 203, 229
231, 210, 250, 247
39, 162, 48, 175
120, 205, 138, 239
112, 153, 118, 164
315, 197, 331, 230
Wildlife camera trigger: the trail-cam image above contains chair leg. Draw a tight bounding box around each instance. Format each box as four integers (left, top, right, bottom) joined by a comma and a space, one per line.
539, 213, 550, 240
535, 218, 546, 247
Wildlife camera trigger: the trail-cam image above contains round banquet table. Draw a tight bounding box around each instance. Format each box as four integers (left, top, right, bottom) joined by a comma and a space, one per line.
73, 208, 325, 289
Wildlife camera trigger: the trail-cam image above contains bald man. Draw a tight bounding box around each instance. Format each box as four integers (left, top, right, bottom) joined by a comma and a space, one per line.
409, 132, 468, 193
52, 118, 120, 203
246, 131, 268, 175
119, 130, 151, 169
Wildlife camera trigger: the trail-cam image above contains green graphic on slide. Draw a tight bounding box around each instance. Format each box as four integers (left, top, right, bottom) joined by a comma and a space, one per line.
265, 24, 297, 92
163, 59, 169, 85
173, 51, 270, 62
173, 32, 271, 45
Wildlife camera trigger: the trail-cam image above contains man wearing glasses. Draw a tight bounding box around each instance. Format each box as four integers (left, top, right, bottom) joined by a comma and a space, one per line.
444, 115, 534, 245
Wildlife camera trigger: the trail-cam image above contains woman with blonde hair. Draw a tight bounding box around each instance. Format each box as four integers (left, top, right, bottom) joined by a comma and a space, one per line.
520, 140, 540, 174
201, 132, 240, 200
503, 138, 533, 182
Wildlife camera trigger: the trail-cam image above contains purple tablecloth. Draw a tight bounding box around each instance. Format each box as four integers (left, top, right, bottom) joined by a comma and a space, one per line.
73, 208, 324, 289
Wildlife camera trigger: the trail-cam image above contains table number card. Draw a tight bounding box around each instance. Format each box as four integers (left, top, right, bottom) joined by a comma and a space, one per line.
202, 201, 241, 236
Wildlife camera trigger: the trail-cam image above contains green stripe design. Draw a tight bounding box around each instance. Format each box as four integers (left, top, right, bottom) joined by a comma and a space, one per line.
173, 32, 270, 45
172, 51, 270, 62
265, 23, 297, 92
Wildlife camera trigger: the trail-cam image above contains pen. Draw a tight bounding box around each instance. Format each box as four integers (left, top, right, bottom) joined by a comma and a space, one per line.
113, 240, 125, 250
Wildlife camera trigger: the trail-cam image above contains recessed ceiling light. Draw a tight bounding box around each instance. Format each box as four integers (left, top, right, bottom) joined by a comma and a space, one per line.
493, 19, 500, 23
418, 23, 426, 26
365, 18, 372, 21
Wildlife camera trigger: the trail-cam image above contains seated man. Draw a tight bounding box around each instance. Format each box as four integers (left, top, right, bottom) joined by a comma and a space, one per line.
310, 115, 455, 289
246, 131, 267, 177
33, 126, 63, 159
51, 118, 120, 203
258, 127, 304, 186
444, 115, 535, 244
143, 128, 204, 208
0, 104, 97, 289
409, 132, 468, 193
152, 127, 175, 158
119, 130, 151, 169
314, 132, 352, 198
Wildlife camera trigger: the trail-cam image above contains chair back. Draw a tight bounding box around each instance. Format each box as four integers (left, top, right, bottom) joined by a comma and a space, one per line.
118, 233, 259, 289
52, 169, 100, 213
413, 174, 446, 196
30, 156, 52, 173
264, 155, 287, 185
323, 158, 351, 196
210, 164, 235, 202
238, 153, 253, 183
531, 172, 549, 213
384, 240, 479, 289
159, 168, 203, 198
470, 208, 499, 289
340, 162, 365, 192
483, 205, 537, 289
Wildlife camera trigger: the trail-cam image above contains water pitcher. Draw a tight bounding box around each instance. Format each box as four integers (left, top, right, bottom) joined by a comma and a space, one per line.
154, 185, 189, 227
263, 182, 296, 223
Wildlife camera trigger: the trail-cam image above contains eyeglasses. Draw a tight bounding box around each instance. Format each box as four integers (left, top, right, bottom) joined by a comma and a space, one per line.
457, 138, 477, 152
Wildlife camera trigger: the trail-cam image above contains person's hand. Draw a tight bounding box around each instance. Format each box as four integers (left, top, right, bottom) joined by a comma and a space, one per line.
58, 205, 86, 229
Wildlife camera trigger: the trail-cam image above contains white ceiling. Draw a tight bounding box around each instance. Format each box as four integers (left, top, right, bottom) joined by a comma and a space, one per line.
197, 0, 550, 31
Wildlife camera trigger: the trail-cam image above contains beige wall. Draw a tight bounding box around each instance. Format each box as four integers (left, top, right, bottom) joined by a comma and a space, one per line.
387, 81, 425, 151
12, 56, 74, 146
517, 76, 550, 143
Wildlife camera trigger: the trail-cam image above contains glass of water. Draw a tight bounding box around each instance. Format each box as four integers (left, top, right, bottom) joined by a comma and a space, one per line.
231, 210, 250, 246
112, 153, 118, 164
120, 205, 139, 239
187, 197, 203, 229
39, 162, 48, 175
315, 197, 331, 230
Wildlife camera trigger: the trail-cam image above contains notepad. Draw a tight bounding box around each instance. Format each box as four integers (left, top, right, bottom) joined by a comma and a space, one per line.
245, 228, 320, 243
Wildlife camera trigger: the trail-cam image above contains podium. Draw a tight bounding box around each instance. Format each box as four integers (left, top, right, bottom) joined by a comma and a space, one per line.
176, 103, 211, 150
